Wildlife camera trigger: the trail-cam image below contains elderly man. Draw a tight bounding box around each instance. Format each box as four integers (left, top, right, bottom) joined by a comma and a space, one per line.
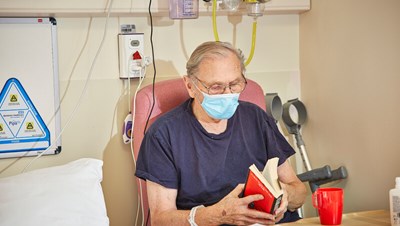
135, 41, 306, 226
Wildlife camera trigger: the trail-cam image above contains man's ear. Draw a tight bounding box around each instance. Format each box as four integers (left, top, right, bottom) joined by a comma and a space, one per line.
183, 76, 196, 98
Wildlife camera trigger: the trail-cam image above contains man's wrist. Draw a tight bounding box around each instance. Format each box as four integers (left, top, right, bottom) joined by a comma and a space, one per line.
188, 205, 205, 226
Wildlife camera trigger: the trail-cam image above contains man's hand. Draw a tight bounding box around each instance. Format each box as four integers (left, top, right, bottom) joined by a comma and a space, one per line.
274, 184, 289, 223
207, 184, 277, 225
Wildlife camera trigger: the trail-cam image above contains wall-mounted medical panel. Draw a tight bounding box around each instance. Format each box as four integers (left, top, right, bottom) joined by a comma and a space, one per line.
0, 0, 310, 17
0, 18, 61, 158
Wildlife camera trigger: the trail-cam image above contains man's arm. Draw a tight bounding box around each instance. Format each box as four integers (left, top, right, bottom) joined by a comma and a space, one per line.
277, 160, 307, 211
146, 180, 188, 226
146, 180, 277, 226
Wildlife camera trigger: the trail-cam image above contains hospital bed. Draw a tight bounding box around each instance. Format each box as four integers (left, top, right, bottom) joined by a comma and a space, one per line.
0, 158, 109, 226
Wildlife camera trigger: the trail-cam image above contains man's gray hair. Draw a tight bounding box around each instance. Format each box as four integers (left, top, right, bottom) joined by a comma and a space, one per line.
186, 41, 246, 78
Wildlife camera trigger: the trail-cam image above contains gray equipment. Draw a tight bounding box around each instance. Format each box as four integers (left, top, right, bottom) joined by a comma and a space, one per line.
265, 95, 348, 193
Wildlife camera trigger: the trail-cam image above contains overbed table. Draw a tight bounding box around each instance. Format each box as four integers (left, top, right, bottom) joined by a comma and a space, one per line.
279, 210, 390, 225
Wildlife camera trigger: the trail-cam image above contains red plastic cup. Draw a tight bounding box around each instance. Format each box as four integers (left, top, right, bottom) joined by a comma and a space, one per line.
312, 188, 344, 225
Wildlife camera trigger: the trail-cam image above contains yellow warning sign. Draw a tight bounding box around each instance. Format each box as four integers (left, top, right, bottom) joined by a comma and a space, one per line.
0, 124, 3, 132
10, 94, 18, 102
26, 122, 34, 130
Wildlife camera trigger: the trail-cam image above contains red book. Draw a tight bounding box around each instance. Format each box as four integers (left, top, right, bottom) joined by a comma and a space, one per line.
243, 157, 283, 214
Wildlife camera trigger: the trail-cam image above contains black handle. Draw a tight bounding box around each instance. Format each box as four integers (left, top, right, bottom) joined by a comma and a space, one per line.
297, 165, 332, 182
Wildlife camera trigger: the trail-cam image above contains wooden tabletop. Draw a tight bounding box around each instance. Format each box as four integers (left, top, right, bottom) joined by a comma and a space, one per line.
279, 210, 390, 225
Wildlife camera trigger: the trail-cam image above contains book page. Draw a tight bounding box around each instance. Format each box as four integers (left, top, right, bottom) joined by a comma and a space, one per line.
262, 157, 281, 192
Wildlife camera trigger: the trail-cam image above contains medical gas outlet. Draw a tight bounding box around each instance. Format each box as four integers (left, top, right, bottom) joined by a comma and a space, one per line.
118, 33, 145, 79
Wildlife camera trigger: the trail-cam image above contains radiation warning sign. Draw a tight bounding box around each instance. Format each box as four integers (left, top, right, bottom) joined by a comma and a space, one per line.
0, 78, 50, 154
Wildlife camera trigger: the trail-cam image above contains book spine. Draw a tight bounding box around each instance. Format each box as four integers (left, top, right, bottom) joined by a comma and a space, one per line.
271, 194, 283, 214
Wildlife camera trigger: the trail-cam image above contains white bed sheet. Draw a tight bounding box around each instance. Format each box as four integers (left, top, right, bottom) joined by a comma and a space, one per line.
0, 158, 109, 226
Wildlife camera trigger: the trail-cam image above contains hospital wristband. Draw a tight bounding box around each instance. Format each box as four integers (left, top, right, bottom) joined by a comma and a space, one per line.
188, 205, 205, 226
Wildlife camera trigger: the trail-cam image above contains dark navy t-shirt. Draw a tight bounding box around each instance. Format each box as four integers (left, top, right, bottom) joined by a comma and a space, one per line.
135, 98, 300, 223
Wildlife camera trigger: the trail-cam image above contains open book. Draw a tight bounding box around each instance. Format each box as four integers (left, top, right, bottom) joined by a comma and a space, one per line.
243, 157, 283, 214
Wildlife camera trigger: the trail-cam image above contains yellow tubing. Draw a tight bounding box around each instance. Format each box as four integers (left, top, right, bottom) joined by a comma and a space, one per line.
212, 0, 220, 41
212, 0, 258, 66
245, 20, 257, 66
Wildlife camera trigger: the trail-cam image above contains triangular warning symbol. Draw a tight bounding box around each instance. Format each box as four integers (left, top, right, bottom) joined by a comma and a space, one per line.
0, 82, 28, 110
26, 122, 34, 130
0, 78, 50, 153
0, 116, 13, 139
10, 94, 18, 102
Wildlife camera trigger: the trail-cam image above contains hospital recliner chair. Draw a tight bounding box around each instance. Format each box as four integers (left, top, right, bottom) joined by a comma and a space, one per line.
132, 77, 266, 225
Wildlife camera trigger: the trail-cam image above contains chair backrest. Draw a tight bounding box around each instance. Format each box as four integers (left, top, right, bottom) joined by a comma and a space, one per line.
132, 77, 266, 225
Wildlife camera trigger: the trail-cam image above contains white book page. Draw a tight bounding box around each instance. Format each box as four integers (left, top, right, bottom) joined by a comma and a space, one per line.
261, 157, 281, 192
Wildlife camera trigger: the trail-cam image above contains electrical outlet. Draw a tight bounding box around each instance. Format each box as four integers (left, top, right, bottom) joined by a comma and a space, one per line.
118, 33, 144, 79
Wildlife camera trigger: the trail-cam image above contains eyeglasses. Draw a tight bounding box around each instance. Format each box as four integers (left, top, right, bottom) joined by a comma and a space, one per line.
191, 76, 247, 95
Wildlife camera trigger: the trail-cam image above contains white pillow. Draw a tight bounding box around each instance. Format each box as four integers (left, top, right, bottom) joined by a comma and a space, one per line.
0, 158, 109, 226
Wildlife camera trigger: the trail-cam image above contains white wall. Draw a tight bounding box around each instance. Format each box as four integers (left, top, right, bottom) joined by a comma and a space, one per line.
0, 9, 302, 225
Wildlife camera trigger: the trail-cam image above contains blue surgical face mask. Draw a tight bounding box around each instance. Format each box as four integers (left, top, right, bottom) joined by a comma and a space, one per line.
199, 91, 240, 120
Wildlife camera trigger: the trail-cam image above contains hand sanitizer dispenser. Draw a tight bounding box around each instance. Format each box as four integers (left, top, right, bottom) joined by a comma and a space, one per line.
390, 177, 400, 226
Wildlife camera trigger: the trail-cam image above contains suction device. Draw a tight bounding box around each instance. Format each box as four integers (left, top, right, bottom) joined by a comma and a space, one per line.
244, 0, 270, 17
